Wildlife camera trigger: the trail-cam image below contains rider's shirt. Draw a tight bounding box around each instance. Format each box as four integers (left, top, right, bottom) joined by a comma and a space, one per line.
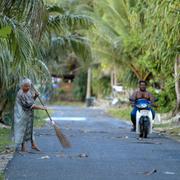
130, 90, 155, 102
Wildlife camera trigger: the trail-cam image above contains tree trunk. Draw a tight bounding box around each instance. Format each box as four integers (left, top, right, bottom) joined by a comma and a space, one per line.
86, 67, 91, 99
0, 98, 8, 121
114, 68, 117, 86
111, 67, 117, 87
129, 63, 142, 80
173, 55, 180, 115
143, 72, 151, 81
111, 70, 114, 87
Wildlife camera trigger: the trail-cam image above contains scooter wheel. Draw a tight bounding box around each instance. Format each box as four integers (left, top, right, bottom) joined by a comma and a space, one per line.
144, 132, 148, 138
143, 127, 148, 138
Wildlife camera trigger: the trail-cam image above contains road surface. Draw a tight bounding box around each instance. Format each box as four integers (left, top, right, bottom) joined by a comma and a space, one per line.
5, 106, 180, 180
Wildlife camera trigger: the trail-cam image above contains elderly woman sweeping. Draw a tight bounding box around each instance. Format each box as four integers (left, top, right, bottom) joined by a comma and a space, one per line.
14, 78, 47, 152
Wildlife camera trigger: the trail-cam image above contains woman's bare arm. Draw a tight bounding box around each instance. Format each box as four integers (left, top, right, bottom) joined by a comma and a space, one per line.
31, 105, 47, 110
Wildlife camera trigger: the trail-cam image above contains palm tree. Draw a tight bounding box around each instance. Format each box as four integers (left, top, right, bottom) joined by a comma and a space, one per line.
45, 1, 94, 101
0, 0, 94, 121
89, 0, 180, 114
86, 0, 150, 90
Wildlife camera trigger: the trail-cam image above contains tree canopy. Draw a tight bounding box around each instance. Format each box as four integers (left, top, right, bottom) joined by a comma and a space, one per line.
0, 0, 179, 121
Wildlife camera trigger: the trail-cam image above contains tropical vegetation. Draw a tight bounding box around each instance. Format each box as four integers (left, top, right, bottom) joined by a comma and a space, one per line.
0, 0, 93, 123
86, 0, 180, 114
0, 0, 179, 124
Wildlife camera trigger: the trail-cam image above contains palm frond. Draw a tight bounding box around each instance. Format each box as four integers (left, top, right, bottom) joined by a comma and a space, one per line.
0, 0, 48, 40
46, 5, 65, 14
0, 13, 49, 90
52, 35, 92, 69
47, 14, 94, 33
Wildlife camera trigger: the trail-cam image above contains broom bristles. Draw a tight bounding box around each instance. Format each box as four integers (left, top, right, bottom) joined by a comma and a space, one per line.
31, 84, 71, 148
53, 124, 71, 148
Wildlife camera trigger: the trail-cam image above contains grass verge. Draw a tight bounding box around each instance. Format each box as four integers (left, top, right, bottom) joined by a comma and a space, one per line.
0, 128, 11, 180
0, 173, 4, 180
154, 122, 180, 141
0, 109, 52, 180
107, 106, 132, 121
34, 110, 53, 128
166, 127, 180, 140
107, 106, 180, 141
0, 110, 51, 151
0, 128, 11, 153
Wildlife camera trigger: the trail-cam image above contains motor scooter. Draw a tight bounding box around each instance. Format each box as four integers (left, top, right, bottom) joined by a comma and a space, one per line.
135, 99, 153, 138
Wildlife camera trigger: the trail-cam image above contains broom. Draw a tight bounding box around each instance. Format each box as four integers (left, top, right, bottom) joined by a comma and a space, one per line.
32, 85, 71, 148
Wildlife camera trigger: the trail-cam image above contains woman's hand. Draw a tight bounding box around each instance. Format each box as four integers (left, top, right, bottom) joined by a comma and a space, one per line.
33, 91, 40, 100
35, 91, 39, 96
42, 106, 47, 111
34, 91, 40, 97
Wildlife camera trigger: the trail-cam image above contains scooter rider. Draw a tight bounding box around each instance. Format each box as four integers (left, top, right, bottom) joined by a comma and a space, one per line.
129, 80, 156, 131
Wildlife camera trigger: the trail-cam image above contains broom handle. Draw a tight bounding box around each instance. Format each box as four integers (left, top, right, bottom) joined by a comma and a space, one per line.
38, 97, 53, 122
31, 85, 53, 122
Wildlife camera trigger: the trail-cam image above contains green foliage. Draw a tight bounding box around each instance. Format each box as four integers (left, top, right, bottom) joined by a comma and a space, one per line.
73, 71, 87, 101
0, 0, 94, 123
0, 0, 179, 116
148, 79, 176, 113
50, 87, 66, 102
0, 0, 51, 125
34, 110, 49, 128
45, 2, 94, 74
0, 173, 4, 180
87, 0, 179, 113
0, 26, 12, 38
121, 68, 138, 88
92, 70, 111, 97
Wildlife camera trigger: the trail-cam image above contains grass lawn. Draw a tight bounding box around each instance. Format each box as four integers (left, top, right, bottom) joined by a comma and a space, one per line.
107, 106, 132, 121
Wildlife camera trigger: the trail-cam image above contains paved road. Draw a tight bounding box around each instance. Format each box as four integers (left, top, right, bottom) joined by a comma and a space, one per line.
5, 106, 180, 180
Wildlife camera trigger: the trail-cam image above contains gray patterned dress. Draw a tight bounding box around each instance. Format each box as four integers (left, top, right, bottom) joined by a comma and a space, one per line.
14, 89, 35, 145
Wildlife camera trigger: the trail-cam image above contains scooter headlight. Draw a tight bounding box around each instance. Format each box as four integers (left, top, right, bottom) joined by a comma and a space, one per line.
141, 103, 148, 108
136, 103, 148, 108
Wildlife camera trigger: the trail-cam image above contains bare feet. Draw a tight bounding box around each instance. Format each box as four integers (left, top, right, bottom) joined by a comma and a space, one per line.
31, 144, 41, 151
21, 143, 27, 152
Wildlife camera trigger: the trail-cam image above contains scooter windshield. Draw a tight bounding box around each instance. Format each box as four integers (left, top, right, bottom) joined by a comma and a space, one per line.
135, 99, 150, 109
